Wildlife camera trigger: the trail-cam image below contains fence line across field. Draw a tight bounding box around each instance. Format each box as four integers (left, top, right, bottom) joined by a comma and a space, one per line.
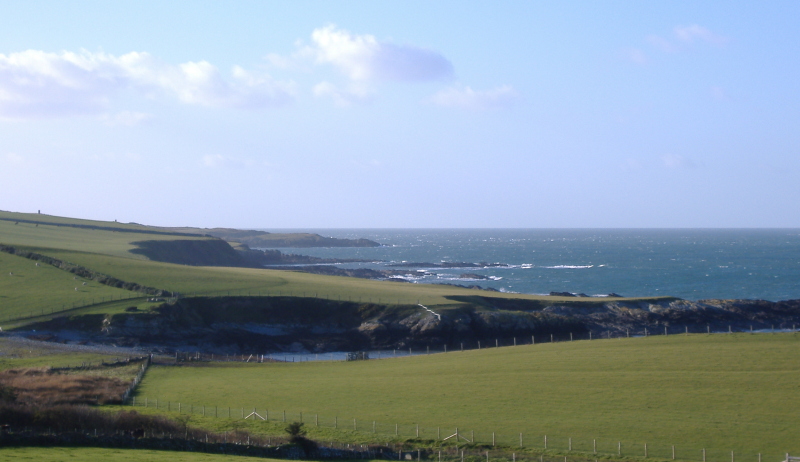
125, 396, 790, 462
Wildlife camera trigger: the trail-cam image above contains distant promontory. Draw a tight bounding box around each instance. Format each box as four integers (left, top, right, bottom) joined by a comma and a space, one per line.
168, 227, 381, 248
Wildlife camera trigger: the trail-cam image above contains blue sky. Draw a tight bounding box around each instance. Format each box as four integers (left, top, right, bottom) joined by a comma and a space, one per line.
1, 1, 799, 228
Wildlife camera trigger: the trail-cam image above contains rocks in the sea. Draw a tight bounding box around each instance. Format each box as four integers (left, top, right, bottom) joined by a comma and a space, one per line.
460, 273, 489, 280
389, 261, 509, 268
549, 291, 576, 297
607, 293, 623, 298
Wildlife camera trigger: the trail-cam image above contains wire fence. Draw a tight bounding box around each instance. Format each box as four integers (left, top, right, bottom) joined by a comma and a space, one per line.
125, 398, 793, 462
0, 291, 162, 324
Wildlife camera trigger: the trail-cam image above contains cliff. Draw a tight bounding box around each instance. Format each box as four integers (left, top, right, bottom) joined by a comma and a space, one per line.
33, 296, 800, 354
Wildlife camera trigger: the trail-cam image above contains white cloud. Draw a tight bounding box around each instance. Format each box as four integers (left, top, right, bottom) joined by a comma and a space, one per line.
313, 81, 375, 106
673, 25, 728, 46
0, 49, 295, 119
430, 84, 519, 110
308, 25, 453, 82
662, 154, 697, 170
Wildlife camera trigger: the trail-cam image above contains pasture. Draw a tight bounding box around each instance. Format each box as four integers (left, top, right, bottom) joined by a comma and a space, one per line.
0, 447, 285, 462
134, 333, 800, 461
0, 251, 141, 321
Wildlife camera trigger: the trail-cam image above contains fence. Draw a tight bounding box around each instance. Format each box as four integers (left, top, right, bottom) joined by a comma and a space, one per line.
0, 292, 160, 324
124, 397, 792, 462
121, 355, 151, 403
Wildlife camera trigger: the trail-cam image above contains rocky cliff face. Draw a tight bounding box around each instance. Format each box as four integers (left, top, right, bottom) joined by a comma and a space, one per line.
90, 296, 800, 354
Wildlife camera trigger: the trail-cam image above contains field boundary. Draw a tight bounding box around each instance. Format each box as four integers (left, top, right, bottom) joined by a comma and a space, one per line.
124, 396, 790, 462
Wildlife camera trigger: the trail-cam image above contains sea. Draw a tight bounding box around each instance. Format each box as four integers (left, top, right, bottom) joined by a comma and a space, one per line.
260, 229, 800, 302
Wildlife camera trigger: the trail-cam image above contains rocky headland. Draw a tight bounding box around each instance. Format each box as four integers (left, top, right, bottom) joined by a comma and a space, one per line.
26, 296, 800, 354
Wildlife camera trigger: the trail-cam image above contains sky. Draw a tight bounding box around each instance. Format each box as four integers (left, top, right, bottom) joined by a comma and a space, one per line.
1, 1, 799, 228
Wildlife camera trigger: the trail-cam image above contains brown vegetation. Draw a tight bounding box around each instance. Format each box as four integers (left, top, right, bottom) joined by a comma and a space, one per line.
0, 367, 128, 405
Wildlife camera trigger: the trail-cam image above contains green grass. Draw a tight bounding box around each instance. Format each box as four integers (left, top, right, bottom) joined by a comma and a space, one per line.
0, 251, 142, 321
0, 214, 210, 260
0, 447, 286, 462
133, 333, 800, 461
0, 337, 139, 370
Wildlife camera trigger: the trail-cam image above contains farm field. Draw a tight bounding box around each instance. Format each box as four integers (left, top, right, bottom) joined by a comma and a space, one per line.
0, 251, 141, 321
134, 333, 800, 461
0, 446, 286, 462
0, 336, 144, 370
0, 213, 210, 259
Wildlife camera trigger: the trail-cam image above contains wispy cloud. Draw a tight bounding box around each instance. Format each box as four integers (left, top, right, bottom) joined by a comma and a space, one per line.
0, 50, 296, 119
621, 47, 649, 65
646, 35, 678, 53
635, 25, 727, 59
307, 25, 454, 82
430, 84, 519, 110
313, 81, 375, 106
201, 154, 265, 169
673, 25, 728, 46
662, 154, 697, 170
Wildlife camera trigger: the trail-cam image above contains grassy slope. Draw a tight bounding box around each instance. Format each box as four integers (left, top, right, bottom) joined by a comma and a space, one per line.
134, 333, 800, 459
0, 447, 285, 462
0, 251, 141, 320
0, 215, 210, 259
0, 337, 137, 370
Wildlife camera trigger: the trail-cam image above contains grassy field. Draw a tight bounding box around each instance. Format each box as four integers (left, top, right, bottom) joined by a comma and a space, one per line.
0, 337, 141, 370
0, 251, 142, 321
0, 447, 286, 462
133, 333, 800, 461
0, 213, 210, 259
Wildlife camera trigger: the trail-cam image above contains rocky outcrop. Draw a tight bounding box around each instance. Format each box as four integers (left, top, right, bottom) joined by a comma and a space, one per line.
129, 239, 249, 267
30, 296, 800, 354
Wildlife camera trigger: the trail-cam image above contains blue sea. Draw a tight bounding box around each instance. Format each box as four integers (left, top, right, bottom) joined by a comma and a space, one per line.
261, 229, 800, 301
